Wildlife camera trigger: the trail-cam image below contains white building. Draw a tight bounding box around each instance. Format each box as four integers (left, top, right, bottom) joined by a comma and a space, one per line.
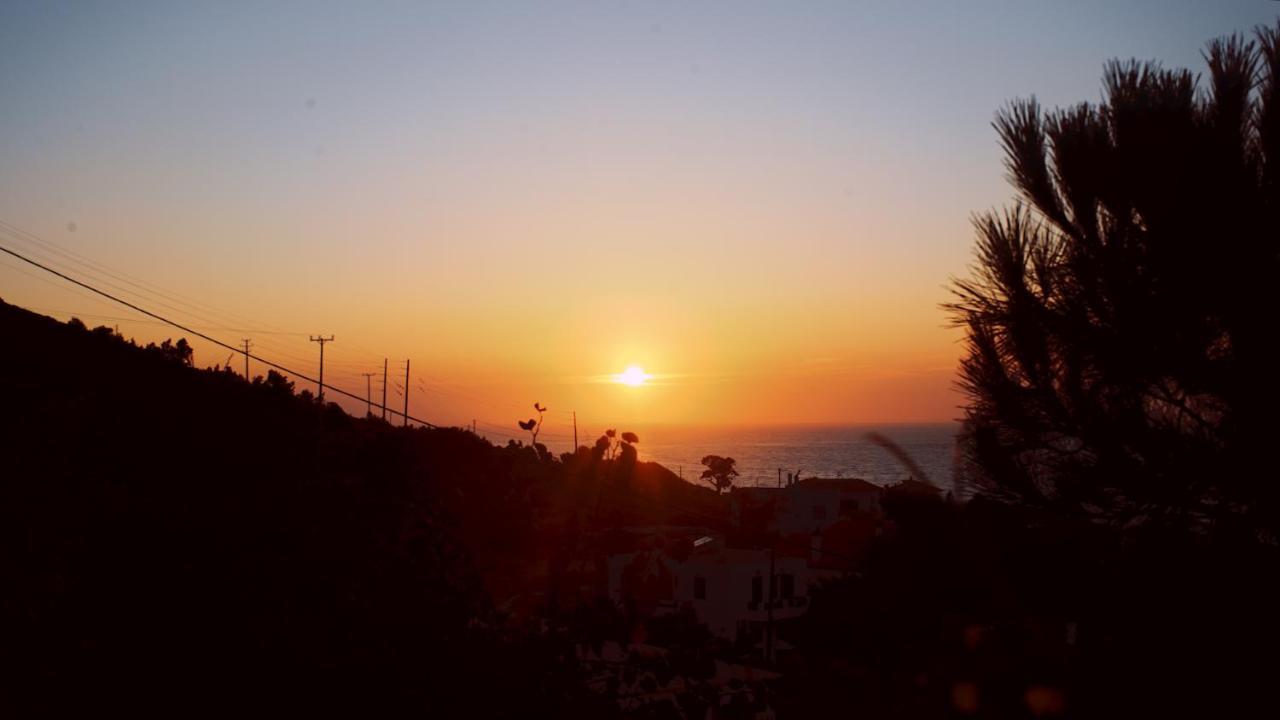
607, 532, 836, 643
605, 478, 892, 646
732, 476, 884, 536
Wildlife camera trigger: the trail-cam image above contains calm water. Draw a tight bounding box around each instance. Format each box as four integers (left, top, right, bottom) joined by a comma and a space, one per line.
635, 423, 960, 492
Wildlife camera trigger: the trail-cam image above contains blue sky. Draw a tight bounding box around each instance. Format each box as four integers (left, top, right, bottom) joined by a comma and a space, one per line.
1, 1, 1276, 426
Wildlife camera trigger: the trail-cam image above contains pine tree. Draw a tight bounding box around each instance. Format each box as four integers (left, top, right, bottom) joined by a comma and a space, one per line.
948, 24, 1280, 536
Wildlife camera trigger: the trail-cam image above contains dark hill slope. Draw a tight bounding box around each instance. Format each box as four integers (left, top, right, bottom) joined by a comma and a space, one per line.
0, 298, 725, 715
0, 299, 563, 715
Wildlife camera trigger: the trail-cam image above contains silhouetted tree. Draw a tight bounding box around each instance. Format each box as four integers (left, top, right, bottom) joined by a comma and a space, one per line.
249, 369, 298, 402
699, 455, 738, 494
947, 25, 1280, 534
587, 429, 641, 484
143, 337, 193, 366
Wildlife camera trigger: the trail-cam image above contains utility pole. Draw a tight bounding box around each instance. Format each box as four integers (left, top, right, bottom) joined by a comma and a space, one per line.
403, 359, 410, 427
381, 358, 388, 420
309, 335, 334, 401
573, 411, 578, 450
778, 468, 782, 488
361, 372, 375, 416
241, 339, 252, 380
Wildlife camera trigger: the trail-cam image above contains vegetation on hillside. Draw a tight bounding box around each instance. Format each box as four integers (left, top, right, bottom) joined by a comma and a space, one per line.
0, 298, 722, 716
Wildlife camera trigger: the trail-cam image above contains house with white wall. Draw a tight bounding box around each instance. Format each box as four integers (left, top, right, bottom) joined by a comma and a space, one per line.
607, 531, 835, 644
605, 478, 895, 648
732, 476, 884, 536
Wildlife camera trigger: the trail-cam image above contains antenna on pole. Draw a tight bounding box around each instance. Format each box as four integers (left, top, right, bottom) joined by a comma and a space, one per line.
309, 335, 334, 401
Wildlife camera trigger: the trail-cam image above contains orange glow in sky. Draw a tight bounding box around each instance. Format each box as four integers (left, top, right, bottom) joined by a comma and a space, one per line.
1, 2, 1266, 435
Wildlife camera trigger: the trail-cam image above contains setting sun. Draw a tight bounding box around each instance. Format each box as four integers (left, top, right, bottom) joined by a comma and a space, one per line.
616, 366, 650, 387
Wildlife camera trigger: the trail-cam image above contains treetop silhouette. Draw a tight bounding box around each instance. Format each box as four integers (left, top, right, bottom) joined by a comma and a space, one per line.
948, 23, 1280, 535
700, 454, 739, 494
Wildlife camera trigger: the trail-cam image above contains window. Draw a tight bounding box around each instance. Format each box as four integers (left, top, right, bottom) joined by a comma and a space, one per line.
694, 576, 706, 600
780, 573, 795, 599
751, 575, 763, 604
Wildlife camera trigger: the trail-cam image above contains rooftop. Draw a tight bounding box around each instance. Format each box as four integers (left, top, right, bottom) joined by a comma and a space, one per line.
793, 477, 882, 493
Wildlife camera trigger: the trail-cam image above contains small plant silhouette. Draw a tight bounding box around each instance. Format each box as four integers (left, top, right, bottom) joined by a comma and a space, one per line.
517, 402, 546, 446
591, 428, 639, 461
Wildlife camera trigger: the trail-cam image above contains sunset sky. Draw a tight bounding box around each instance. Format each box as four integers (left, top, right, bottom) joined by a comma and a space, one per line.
1, 1, 1274, 439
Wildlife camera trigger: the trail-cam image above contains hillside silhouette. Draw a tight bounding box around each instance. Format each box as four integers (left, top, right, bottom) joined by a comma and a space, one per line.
0, 298, 723, 716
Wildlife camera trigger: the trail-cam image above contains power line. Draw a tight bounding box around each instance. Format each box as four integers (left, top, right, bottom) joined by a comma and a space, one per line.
0, 240, 438, 428
7, 306, 310, 337
0, 227, 432, 422
0, 220, 312, 339
1, 231, 295, 342
0, 224, 397, 375
0, 245, 362, 376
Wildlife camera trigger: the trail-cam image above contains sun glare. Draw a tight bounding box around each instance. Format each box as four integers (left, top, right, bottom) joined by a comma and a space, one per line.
616, 366, 650, 386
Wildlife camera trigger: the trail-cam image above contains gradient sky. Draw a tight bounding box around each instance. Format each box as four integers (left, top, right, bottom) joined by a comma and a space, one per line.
1, 1, 1275, 439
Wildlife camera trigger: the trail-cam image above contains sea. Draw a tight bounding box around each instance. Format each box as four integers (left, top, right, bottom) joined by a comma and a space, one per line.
635, 423, 961, 492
